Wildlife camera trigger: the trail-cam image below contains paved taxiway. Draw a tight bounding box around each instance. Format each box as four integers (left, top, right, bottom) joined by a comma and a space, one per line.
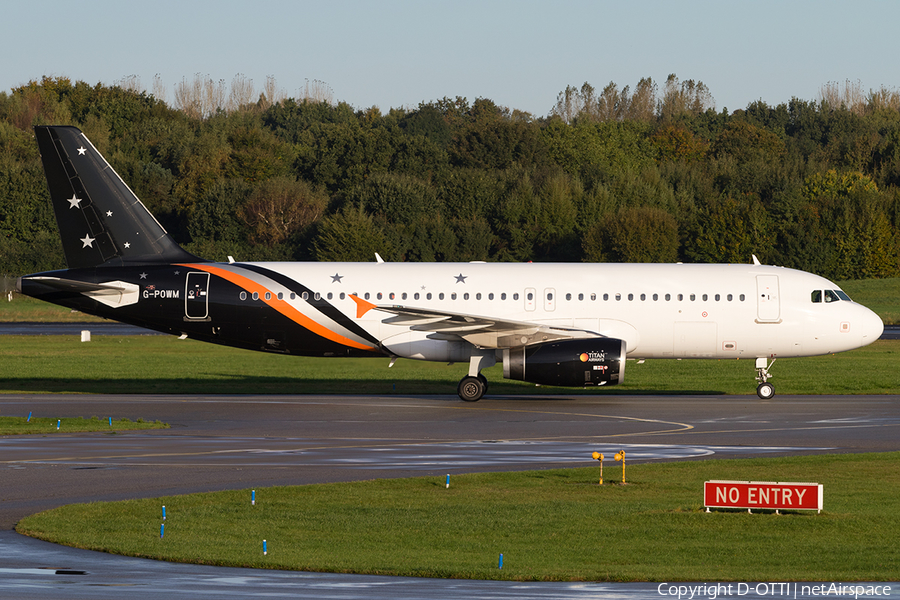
2, 393, 899, 599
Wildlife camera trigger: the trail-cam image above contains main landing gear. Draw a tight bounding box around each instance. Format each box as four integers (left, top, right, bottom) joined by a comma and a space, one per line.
755, 357, 775, 399
458, 374, 488, 402
458, 351, 496, 402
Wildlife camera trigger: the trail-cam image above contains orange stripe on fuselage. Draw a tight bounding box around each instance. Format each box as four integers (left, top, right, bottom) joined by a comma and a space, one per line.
178, 263, 377, 352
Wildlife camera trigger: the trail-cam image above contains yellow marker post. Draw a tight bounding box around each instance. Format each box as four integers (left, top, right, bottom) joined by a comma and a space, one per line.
591, 452, 604, 485
614, 450, 626, 484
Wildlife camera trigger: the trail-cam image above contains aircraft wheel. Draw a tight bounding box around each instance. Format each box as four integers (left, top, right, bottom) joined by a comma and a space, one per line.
458, 376, 486, 402
756, 382, 775, 400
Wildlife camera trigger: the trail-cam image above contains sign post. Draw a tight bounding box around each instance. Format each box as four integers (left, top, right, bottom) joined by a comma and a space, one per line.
704, 481, 823, 513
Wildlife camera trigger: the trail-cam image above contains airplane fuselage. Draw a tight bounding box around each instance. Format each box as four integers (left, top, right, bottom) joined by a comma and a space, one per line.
21, 261, 882, 364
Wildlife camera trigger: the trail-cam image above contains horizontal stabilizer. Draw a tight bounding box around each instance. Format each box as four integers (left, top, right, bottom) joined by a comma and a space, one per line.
22, 276, 140, 308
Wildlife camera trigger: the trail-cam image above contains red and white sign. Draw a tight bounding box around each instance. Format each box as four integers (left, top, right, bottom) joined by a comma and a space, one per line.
704, 480, 823, 512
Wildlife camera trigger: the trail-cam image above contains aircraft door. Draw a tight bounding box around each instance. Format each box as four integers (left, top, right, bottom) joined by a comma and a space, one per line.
185, 272, 210, 320
544, 288, 556, 312
756, 275, 780, 322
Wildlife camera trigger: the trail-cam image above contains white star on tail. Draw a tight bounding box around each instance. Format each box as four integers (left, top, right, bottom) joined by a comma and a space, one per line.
68, 195, 82, 209
77, 147, 86, 155
80, 235, 95, 248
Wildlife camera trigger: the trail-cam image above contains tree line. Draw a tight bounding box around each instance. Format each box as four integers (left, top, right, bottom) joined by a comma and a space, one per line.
1, 74, 899, 282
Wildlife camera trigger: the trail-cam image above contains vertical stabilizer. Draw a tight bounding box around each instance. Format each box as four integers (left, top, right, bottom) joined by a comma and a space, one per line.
34, 126, 201, 268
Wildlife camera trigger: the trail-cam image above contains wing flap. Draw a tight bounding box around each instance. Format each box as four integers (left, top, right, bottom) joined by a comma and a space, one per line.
372, 304, 600, 349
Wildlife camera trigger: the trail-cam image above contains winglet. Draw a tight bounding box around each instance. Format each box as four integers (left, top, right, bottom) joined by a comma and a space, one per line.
349, 294, 378, 318
752, 254, 761, 265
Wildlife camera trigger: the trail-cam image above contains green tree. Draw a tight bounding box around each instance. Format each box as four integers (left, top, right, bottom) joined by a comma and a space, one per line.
583, 207, 678, 263
313, 206, 393, 262
241, 177, 328, 247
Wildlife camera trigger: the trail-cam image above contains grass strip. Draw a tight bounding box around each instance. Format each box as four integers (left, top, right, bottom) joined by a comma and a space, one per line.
16, 452, 900, 582
0, 415, 168, 435
0, 335, 897, 395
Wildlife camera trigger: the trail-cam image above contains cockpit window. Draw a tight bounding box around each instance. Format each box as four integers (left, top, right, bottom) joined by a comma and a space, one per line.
813, 289, 850, 303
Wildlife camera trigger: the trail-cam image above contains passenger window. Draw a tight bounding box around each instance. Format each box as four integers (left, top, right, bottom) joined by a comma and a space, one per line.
678, 294, 684, 301
739, 294, 745, 301
439, 293, 445, 300
427, 293, 432, 300
689, 294, 695, 301
488, 293, 494, 300
652, 293, 658, 301
603, 293, 609, 301
566, 293, 572, 301
615, 293, 622, 301
314, 292, 321, 301
501, 293, 507, 300
811, 290, 822, 303
277, 292, 283, 300
591, 293, 596, 301
727, 294, 733, 301
665, 294, 671, 301
475, 293, 481, 300
640, 293, 646, 301
513, 293, 519, 300
414, 292, 420, 300
627, 293, 634, 301
252, 292, 259, 301
578, 293, 584, 301
527, 292, 534, 301
702, 294, 708, 301
240, 291, 247, 301
340, 292, 346, 300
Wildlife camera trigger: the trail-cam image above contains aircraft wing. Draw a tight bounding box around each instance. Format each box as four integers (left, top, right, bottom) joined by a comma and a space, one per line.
352, 296, 600, 349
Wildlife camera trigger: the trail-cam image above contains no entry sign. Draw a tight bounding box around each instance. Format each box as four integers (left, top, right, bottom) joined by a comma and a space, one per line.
704, 480, 823, 512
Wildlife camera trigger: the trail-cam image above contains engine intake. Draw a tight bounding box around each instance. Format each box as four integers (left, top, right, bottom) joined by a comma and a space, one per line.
503, 338, 625, 388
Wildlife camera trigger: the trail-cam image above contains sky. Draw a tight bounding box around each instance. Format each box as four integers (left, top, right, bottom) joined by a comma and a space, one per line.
5, 0, 900, 117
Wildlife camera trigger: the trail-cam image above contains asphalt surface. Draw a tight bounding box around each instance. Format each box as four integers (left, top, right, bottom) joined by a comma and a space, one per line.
2, 393, 899, 599
4, 392, 900, 530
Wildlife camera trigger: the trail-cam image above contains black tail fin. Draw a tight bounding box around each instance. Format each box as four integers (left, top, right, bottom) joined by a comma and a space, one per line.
34, 126, 202, 269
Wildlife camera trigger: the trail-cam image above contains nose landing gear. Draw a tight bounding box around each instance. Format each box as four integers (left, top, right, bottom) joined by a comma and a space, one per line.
755, 357, 775, 399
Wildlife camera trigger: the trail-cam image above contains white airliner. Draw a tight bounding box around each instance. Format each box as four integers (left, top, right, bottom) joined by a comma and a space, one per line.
17, 126, 885, 401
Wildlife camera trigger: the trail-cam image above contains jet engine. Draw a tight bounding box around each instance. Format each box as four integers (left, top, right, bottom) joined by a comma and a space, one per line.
503, 338, 626, 388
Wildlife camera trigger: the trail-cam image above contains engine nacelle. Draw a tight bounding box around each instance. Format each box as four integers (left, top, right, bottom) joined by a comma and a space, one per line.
503, 338, 626, 388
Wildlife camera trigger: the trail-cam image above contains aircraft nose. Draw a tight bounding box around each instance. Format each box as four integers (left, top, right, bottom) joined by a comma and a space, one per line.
858, 304, 884, 344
